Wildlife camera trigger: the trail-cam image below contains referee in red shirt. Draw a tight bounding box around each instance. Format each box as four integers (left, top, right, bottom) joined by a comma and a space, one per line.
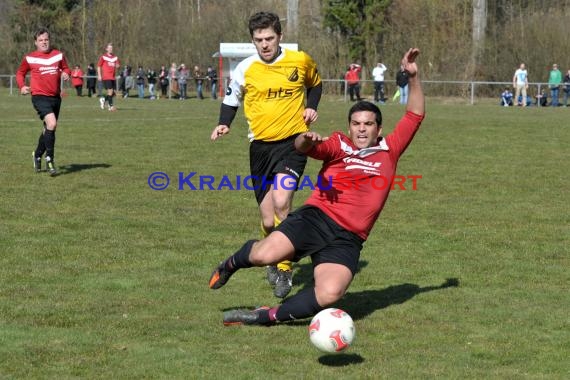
209, 48, 427, 326
16, 28, 70, 176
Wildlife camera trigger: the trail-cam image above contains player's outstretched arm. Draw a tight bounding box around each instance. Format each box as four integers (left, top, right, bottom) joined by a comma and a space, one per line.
295, 131, 328, 153
402, 48, 424, 116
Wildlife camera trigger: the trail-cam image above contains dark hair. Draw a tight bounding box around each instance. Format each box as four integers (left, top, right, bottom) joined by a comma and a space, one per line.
34, 27, 50, 40
348, 101, 383, 126
248, 12, 281, 37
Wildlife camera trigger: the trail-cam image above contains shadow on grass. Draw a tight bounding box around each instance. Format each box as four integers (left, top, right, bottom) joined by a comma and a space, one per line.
56, 163, 112, 175
317, 353, 365, 366
337, 277, 460, 321
291, 261, 459, 321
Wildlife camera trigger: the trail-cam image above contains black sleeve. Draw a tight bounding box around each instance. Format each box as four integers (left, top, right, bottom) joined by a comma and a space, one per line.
306, 82, 322, 110
219, 103, 238, 126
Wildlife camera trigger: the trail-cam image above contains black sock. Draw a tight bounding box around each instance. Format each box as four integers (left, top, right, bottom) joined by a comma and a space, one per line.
35, 130, 46, 157
108, 94, 114, 107
228, 239, 257, 270
43, 129, 56, 161
255, 307, 272, 325
274, 287, 323, 322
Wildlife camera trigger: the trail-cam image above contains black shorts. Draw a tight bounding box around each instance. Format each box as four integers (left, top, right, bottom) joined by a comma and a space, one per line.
277, 205, 364, 275
31, 95, 61, 121
249, 134, 307, 204
103, 80, 116, 90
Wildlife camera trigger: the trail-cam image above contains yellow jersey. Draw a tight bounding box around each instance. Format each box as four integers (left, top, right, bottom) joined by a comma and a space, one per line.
223, 48, 321, 142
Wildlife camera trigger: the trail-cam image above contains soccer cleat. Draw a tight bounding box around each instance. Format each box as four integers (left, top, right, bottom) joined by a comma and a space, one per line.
208, 260, 234, 289
274, 269, 293, 298
46, 158, 57, 176
266, 265, 279, 285
109, 106, 117, 112
99, 97, 105, 109
32, 151, 41, 173
223, 306, 271, 326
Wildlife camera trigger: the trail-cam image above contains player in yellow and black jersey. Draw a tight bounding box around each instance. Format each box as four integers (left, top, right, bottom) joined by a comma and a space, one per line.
211, 11, 322, 299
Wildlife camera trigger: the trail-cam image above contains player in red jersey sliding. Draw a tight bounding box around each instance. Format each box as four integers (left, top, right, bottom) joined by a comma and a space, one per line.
97, 43, 121, 111
16, 28, 71, 176
208, 48, 426, 326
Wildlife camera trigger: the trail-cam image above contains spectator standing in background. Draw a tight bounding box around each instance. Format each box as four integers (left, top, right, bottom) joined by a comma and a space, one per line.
372, 61, 387, 103
178, 63, 189, 100
71, 65, 84, 96
159, 65, 169, 99
206, 65, 218, 99
147, 68, 157, 100
136, 66, 145, 99
169, 62, 178, 98
345, 63, 362, 101
86, 63, 97, 97
194, 65, 204, 100
122, 65, 133, 98
512, 63, 528, 108
548, 63, 562, 107
396, 67, 409, 105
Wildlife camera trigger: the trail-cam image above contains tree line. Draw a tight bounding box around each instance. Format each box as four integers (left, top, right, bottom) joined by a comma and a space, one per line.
1, 0, 569, 86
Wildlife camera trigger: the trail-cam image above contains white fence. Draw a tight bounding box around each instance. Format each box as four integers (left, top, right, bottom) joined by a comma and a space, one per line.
1, 74, 561, 105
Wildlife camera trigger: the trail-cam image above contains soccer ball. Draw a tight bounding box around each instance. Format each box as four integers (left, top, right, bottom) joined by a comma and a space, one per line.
308, 308, 355, 353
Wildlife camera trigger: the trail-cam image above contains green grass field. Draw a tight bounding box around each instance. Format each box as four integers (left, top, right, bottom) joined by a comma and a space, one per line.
0, 91, 568, 379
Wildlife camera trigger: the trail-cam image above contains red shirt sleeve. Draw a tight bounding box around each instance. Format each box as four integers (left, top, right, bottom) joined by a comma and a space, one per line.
16, 57, 30, 89
386, 111, 425, 161
61, 54, 71, 76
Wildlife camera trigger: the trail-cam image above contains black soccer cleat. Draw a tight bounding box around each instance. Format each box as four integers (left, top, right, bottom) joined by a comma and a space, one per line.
32, 152, 41, 173
273, 269, 292, 298
223, 306, 272, 326
208, 260, 234, 289
266, 265, 279, 286
46, 159, 57, 176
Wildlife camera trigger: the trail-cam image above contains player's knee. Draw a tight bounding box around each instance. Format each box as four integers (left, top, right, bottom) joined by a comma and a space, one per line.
44, 119, 57, 130
315, 285, 346, 306
249, 240, 276, 266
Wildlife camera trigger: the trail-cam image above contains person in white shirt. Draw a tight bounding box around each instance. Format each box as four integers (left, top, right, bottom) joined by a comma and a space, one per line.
512, 63, 529, 107
372, 62, 388, 103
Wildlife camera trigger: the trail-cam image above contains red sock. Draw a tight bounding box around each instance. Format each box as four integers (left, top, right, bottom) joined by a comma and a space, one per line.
268, 307, 279, 321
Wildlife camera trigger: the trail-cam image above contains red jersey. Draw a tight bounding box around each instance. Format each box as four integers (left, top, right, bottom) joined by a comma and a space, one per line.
97, 53, 120, 80
71, 68, 84, 87
304, 111, 425, 240
16, 49, 70, 97
345, 66, 361, 85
